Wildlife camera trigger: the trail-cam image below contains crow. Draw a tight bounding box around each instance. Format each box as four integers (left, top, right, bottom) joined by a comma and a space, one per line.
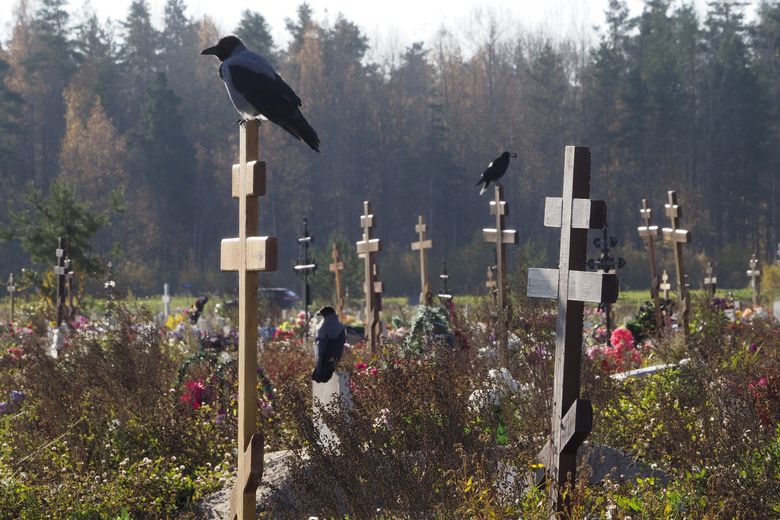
201, 35, 320, 152
475, 151, 517, 195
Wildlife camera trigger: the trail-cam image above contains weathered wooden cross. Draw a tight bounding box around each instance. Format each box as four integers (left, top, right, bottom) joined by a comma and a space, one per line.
660, 270, 672, 301
294, 217, 317, 339
162, 283, 171, 319
527, 146, 617, 516
485, 248, 498, 305
53, 237, 70, 326
329, 244, 345, 321
437, 260, 452, 301
703, 262, 717, 300
637, 198, 663, 330
220, 121, 278, 520
356, 201, 383, 352
662, 191, 691, 338
482, 186, 518, 347
411, 215, 434, 305
6, 273, 16, 322
747, 254, 761, 307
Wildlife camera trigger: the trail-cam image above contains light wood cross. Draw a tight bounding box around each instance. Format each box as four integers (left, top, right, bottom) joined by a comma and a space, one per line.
482, 186, 518, 347
162, 283, 171, 319
660, 270, 671, 301
53, 237, 69, 326
329, 244, 345, 320
662, 191, 691, 338
411, 215, 433, 305
637, 198, 663, 330
220, 121, 278, 520
527, 146, 617, 517
6, 273, 16, 322
356, 201, 383, 352
747, 254, 761, 307
703, 262, 717, 299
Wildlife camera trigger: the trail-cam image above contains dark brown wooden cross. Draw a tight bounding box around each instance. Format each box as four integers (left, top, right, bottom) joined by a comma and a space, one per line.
660, 270, 671, 301
662, 191, 691, 338
637, 198, 663, 330
411, 215, 434, 305
6, 273, 16, 322
220, 121, 277, 520
356, 201, 383, 352
703, 262, 717, 300
482, 186, 518, 347
53, 237, 70, 326
329, 244, 345, 321
527, 146, 617, 516
747, 254, 761, 307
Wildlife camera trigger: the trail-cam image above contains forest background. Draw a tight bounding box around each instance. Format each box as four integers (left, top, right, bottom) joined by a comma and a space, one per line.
0, 0, 778, 300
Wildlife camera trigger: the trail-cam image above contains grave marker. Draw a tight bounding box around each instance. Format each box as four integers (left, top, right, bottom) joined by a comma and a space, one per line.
485, 264, 497, 305
437, 260, 452, 301
747, 254, 761, 307
329, 244, 345, 321
162, 283, 171, 319
662, 191, 691, 337
294, 217, 317, 339
6, 273, 16, 322
483, 186, 518, 347
220, 121, 278, 520
527, 146, 616, 516
703, 262, 717, 300
356, 201, 383, 352
659, 270, 672, 301
53, 237, 70, 326
637, 198, 663, 330
587, 225, 625, 337
411, 215, 433, 305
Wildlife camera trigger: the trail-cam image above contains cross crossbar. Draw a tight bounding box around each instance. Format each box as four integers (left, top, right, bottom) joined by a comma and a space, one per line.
482, 228, 518, 244
527, 268, 618, 303
543, 197, 607, 229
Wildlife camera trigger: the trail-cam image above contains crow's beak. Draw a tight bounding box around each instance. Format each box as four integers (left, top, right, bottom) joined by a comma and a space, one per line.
200, 45, 218, 56
510, 153, 518, 158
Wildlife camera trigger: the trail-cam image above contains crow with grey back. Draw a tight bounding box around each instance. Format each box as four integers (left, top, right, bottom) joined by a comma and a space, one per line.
475, 151, 517, 195
201, 35, 320, 152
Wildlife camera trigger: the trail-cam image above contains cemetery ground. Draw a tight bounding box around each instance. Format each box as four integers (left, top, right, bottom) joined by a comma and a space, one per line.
0, 283, 778, 519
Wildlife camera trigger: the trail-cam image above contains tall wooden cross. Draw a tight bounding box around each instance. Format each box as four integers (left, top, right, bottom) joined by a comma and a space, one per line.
411, 215, 433, 305
660, 270, 671, 301
162, 283, 171, 319
437, 260, 452, 301
747, 254, 761, 307
219, 121, 278, 520
6, 273, 16, 322
53, 237, 70, 326
329, 244, 345, 320
637, 198, 663, 330
356, 201, 383, 352
482, 186, 518, 347
294, 217, 317, 339
662, 191, 691, 338
703, 262, 717, 300
527, 146, 617, 516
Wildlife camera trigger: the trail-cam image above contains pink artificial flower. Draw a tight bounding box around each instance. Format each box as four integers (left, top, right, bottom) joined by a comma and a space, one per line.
369, 367, 379, 376
610, 327, 634, 350
355, 362, 367, 371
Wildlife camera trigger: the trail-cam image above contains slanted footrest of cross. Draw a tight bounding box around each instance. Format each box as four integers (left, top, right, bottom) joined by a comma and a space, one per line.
228, 433, 264, 520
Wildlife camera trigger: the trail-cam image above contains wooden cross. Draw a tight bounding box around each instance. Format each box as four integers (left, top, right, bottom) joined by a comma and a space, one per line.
703, 262, 717, 299
485, 264, 497, 305
329, 244, 345, 321
356, 201, 383, 352
660, 270, 671, 301
53, 237, 70, 326
747, 254, 761, 307
294, 217, 317, 339
527, 146, 617, 516
437, 260, 452, 301
162, 282, 171, 319
637, 198, 663, 330
411, 215, 434, 305
6, 273, 16, 322
219, 121, 277, 520
482, 186, 518, 347
662, 191, 691, 338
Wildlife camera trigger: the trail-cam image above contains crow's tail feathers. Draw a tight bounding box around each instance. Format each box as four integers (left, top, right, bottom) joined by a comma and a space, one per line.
479, 181, 489, 196
276, 110, 321, 152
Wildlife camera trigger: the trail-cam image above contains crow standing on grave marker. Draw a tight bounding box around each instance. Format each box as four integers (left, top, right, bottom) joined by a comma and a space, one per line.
475, 151, 517, 195
201, 35, 320, 152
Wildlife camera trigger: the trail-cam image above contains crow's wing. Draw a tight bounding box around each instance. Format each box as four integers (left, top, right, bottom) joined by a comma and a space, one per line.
229, 64, 302, 120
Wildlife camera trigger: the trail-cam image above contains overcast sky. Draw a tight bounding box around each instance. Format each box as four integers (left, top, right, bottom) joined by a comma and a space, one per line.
0, 0, 758, 53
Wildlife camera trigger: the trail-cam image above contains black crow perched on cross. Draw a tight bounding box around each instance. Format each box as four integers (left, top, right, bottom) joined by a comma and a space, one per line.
201, 35, 320, 152
475, 151, 517, 195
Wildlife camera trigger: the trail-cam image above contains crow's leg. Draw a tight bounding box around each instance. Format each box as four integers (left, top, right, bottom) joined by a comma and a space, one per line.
234, 118, 247, 126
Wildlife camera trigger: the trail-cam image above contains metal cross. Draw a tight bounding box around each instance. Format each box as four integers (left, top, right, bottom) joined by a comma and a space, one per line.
437, 260, 452, 301
747, 254, 761, 307
587, 225, 625, 337
411, 215, 434, 305
356, 201, 383, 352
329, 244, 345, 321
294, 217, 317, 339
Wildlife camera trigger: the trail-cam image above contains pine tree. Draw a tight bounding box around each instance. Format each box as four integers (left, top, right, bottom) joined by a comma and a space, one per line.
234, 10, 276, 63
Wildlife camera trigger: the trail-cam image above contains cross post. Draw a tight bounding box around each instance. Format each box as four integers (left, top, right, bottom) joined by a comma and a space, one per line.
53, 237, 69, 326
356, 201, 383, 352
662, 191, 691, 338
527, 146, 617, 517
482, 186, 518, 348
747, 254, 761, 307
329, 244, 345, 321
703, 262, 717, 300
411, 215, 434, 305
220, 121, 277, 520
637, 198, 663, 330
294, 217, 317, 339
6, 273, 16, 322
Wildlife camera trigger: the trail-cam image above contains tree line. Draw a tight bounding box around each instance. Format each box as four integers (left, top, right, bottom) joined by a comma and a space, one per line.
0, 0, 778, 300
